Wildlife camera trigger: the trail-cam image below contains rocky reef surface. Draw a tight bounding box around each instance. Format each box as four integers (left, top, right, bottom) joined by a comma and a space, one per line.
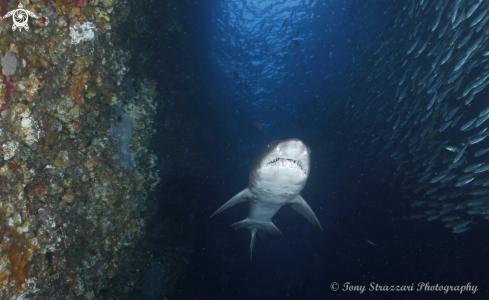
0, 0, 171, 299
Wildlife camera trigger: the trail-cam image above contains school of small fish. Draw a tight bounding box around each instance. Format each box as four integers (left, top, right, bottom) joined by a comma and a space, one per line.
326, 0, 489, 234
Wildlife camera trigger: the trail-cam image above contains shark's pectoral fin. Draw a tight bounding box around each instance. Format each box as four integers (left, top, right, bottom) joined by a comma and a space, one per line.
210, 188, 252, 218
290, 194, 323, 231
231, 219, 282, 262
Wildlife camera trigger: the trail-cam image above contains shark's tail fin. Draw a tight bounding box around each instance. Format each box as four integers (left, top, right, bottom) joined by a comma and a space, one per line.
230, 218, 283, 261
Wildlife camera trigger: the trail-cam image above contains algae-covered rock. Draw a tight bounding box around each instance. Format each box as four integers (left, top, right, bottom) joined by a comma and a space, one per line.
107, 103, 135, 170
1, 51, 18, 76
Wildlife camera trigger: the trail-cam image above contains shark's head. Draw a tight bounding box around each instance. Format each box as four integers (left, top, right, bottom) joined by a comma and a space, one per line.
258, 138, 311, 174
249, 139, 311, 197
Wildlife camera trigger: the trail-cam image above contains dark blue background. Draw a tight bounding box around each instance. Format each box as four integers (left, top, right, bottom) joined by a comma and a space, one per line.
153, 0, 489, 299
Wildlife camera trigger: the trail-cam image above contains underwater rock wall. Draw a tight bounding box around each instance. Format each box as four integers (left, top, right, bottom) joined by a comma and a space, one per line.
107, 103, 135, 170
0, 0, 161, 299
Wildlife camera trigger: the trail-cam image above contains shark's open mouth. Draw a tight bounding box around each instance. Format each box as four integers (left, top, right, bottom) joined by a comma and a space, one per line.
265, 158, 306, 174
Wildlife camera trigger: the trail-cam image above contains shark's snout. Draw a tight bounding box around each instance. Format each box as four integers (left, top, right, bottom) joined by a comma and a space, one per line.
262, 139, 310, 174
276, 139, 310, 157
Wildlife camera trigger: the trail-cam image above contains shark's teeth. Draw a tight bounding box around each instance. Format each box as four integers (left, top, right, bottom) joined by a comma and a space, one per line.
266, 158, 306, 174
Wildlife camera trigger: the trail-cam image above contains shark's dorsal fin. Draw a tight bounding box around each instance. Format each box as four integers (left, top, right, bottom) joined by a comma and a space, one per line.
290, 194, 323, 231
210, 188, 252, 218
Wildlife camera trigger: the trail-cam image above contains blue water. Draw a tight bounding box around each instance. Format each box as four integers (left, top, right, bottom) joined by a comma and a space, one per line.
147, 0, 489, 299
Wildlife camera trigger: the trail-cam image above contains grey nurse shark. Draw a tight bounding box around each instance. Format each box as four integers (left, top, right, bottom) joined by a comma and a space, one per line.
211, 138, 322, 261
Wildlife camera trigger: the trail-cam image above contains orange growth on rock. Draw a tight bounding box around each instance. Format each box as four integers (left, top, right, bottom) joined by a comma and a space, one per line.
34, 184, 47, 197
71, 76, 84, 90
55, 0, 67, 14
8, 161, 23, 174
74, 8, 85, 22
70, 90, 83, 104
1, 228, 36, 292
83, 70, 91, 80
72, 61, 84, 76
100, 171, 117, 183
84, 154, 99, 171
38, 58, 49, 69
38, 17, 46, 27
